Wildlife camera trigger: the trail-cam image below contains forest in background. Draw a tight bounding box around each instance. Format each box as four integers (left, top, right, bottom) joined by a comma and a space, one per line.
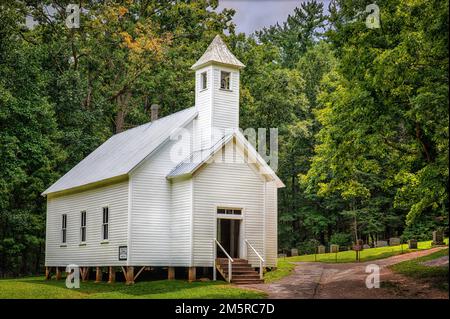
0, 0, 448, 276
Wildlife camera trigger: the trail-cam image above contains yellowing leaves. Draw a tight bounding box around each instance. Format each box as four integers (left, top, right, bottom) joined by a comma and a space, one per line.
118, 6, 128, 17
119, 27, 171, 60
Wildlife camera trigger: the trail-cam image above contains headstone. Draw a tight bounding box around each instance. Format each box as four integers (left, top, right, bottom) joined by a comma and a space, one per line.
432, 230, 444, 245
330, 244, 339, 253
375, 240, 388, 247
389, 237, 401, 246
408, 239, 417, 249
317, 245, 326, 254
291, 248, 298, 256
363, 244, 371, 249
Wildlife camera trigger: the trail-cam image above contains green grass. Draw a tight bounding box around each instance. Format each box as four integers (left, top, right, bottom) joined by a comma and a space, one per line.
264, 239, 448, 283
390, 248, 449, 291
286, 240, 448, 263
0, 277, 266, 299
264, 258, 296, 283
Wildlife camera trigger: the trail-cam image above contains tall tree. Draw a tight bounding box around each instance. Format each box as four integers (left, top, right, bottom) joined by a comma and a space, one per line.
0, 0, 237, 276
0, 2, 63, 275
256, 0, 327, 67
303, 0, 449, 243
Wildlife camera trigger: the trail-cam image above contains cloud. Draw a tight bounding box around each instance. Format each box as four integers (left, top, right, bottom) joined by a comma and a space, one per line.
217, 0, 304, 34
217, 0, 331, 34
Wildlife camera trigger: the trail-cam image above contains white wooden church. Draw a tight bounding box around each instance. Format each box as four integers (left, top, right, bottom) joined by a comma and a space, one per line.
43, 35, 284, 284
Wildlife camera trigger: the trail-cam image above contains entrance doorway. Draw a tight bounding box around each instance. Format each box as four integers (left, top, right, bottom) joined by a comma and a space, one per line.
217, 219, 241, 258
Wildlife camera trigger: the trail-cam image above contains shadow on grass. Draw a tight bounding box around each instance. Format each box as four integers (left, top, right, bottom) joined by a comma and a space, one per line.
389, 248, 449, 291
15, 277, 265, 299
20, 277, 226, 296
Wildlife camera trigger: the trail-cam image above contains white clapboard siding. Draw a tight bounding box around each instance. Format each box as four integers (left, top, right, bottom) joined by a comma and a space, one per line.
192, 142, 265, 267
195, 65, 213, 150
195, 65, 239, 150
45, 180, 129, 266
264, 181, 278, 267
212, 66, 239, 132
129, 122, 194, 265
170, 177, 193, 266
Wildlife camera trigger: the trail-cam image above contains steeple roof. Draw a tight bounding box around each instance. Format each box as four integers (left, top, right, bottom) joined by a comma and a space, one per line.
191, 35, 245, 70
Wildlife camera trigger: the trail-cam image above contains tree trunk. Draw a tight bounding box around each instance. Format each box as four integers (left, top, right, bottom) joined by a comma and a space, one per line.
115, 91, 132, 133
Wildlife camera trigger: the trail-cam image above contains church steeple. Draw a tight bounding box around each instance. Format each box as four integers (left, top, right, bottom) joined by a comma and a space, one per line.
191, 35, 245, 70
193, 35, 243, 150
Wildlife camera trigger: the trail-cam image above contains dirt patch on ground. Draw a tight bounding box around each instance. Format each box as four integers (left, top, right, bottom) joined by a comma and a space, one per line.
420, 256, 449, 267
242, 247, 449, 299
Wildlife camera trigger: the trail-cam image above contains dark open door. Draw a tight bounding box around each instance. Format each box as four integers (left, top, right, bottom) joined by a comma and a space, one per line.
217, 219, 240, 258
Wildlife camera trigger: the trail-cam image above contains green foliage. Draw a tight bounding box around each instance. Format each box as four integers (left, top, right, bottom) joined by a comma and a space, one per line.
401, 213, 448, 242
329, 233, 352, 247
0, 0, 447, 277
0, 3, 64, 275
302, 0, 448, 245
297, 239, 321, 255
256, 0, 327, 67
0, 0, 237, 276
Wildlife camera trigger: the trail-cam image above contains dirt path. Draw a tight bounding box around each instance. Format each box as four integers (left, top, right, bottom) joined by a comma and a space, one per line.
243, 247, 449, 299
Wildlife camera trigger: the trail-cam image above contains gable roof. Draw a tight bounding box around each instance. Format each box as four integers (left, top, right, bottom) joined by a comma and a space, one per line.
191, 35, 245, 70
167, 131, 285, 188
43, 107, 197, 195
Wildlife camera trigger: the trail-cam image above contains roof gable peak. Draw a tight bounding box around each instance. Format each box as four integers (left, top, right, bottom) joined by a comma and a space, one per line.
191, 35, 245, 70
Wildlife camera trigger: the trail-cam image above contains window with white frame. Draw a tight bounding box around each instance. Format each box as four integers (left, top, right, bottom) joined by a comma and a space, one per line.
80, 211, 87, 242
220, 71, 231, 90
102, 207, 109, 241
61, 214, 67, 244
201, 71, 207, 90
217, 208, 242, 215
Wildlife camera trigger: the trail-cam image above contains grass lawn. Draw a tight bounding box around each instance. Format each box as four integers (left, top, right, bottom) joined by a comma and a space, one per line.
0, 277, 266, 299
264, 259, 296, 283
264, 239, 448, 283
286, 239, 448, 263
390, 248, 449, 291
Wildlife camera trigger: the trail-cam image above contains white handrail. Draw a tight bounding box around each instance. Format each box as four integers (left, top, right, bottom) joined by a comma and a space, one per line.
245, 240, 265, 262
245, 239, 265, 279
213, 238, 233, 282
215, 239, 234, 262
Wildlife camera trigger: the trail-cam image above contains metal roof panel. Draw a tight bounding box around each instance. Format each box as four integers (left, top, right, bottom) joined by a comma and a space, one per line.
43, 107, 197, 195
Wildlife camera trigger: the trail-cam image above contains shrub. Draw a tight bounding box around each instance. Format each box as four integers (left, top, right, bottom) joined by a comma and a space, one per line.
401, 214, 448, 242
297, 239, 320, 255
329, 233, 353, 247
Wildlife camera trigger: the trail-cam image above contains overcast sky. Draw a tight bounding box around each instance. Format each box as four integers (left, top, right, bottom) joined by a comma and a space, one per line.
27, 1, 329, 35
217, 0, 327, 34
